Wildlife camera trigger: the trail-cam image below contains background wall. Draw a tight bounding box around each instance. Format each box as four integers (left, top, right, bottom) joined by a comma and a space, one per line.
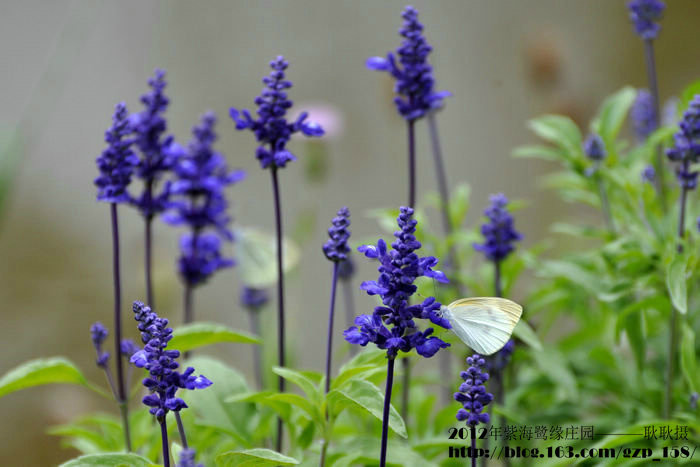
1, 1, 698, 464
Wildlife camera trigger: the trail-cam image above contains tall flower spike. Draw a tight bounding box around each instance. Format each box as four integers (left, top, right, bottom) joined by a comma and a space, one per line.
90, 322, 110, 368
94, 102, 139, 203
454, 355, 493, 426
666, 95, 700, 190
366, 6, 450, 121
131, 69, 179, 218
323, 207, 351, 262
177, 448, 203, 467
230, 56, 324, 169
631, 89, 658, 142
344, 207, 450, 358
131, 301, 212, 422
628, 0, 665, 40
473, 194, 523, 263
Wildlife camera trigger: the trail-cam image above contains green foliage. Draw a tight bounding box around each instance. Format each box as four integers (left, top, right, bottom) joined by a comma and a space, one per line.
0, 357, 93, 399
169, 322, 260, 352
235, 227, 301, 287
59, 453, 156, 467
216, 448, 300, 466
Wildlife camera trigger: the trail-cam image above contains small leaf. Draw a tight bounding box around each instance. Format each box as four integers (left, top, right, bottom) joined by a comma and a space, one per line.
512, 320, 543, 351
327, 379, 407, 438
527, 115, 582, 157
272, 367, 320, 403
59, 453, 155, 467
0, 357, 89, 399
170, 322, 260, 352
512, 144, 563, 162
592, 86, 636, 146
235, 227, 300, 288
216, 448, 299, 467
666, 255, 688, 315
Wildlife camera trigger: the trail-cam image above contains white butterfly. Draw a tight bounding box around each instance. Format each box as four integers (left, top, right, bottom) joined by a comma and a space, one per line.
439, 297, 523, 355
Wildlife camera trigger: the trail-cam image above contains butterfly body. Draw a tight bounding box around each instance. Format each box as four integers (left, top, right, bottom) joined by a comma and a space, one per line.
439, 297, 523, 355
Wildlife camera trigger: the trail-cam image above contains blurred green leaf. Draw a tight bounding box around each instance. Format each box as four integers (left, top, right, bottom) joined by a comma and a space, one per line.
0, 357, 90, 399
216, 448, 299, 467
235, 227, 300, 288
328, 379, 407, 438
680, 79, 700, 113
527, 115, 582, 158
666, 255, 688, 314
59, 453, 155, 467
513, 319, 543, 351
512, 144, 563, 162
592, 86, 636, 147
680, 323, 698, 393
169, 322, 260, 352
272, 367, 321, 404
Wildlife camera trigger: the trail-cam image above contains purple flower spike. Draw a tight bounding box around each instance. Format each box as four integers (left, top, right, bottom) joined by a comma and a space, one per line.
641, 165, 656, 184
367, 6, 450, 121
323, 207, 351, 262
230, 56, 324, 169
177, 448, 204, 467
178, 233, 234, 287
94, 103, 139, 203
473, 194, 522, 263
344, 207, 450, 359
631, 89, 658, 142
241, 286, 269, 310
90, 322, 111, 368
454, 355, 493, 427
132, 301, 211, 422
628, 0, 665, 40
667, 95, 700, 190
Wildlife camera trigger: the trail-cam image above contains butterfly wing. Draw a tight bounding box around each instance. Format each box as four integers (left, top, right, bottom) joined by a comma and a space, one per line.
444, 297, 523, 355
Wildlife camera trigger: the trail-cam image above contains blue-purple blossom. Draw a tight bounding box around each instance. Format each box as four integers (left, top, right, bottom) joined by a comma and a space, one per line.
366, 6, 450, 121
94, 103, 139, 203
90, 322, 110, 368
583, 134, 606, 161
177, 448, 203, 467
131, 70, 179, 218
631, 89, 658, 142
454, 355, 493, 427
120, 339, 140, 359
230, 56, 324, 169
344, 207, 450, 358
178, 233, 234, 287
641, 165, 656, 184
131, 301, 212, 422
338, 255, 355, 280
666, 95, 700, 190
628, 0, 665, 40
691, 392, 699, 410
323, 207, 351, 262
241, 286, 270, 310
473, 194, 522, 263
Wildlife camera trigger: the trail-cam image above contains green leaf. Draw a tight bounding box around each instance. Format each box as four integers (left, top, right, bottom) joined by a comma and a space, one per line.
235, 227, 300, 288
680, 323, 698, 393
527, 115, 582, 157
512, 144, 563, 162
327, 379, 407, 438
59, 453, 155, 467
216, 448, 299, 467
448, 183, 471, 228
666, 255, 688, 314
0, 357, 89, 398
680, 79, 700, 114
512, 319, 543, 351
271, 367, 320, 403
169, 322, 260, 352
263, 393, 321, 423
592, 86, 636, 146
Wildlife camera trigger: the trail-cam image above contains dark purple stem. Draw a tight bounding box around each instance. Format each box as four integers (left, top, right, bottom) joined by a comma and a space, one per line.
644, 38, 667, 209
271, 166, 286, 452
379, 357, 396, 467
248, 309, 263, 390
145, 215, 154, 309
174, 411, 188, 449
324, 262, 340, 395
408, 119, 416, 208
342, 278, 357, 357
110, 203, 131, 451
471, 425, 477, 467
160, 419, 170, 467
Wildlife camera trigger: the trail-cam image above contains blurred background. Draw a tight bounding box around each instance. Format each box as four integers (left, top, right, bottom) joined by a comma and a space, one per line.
1, 0, 699, 464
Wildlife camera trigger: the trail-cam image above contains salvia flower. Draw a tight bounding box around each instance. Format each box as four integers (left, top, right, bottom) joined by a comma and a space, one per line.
641, 164, 656, 184
666, 95, 700, 190
131, 70, 179, 218
473, 194, 522, 263
177, 448, 203, 467
366, 6, 450, 121
631, 89, 658, 142
230, 56, 324, 169
583, 134, 607, 177
344, 207, 450, 358
120, 339, 140, 359
178, 233, 234, 287
94, 102, 139, 203
131, 301, 212, 422
337, 255, 355, 281
628, 0, 665, 40
454, 355, 493, 426
90, 322, 110, 368
241, 286, 270, 310
323, 207, 351, 262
